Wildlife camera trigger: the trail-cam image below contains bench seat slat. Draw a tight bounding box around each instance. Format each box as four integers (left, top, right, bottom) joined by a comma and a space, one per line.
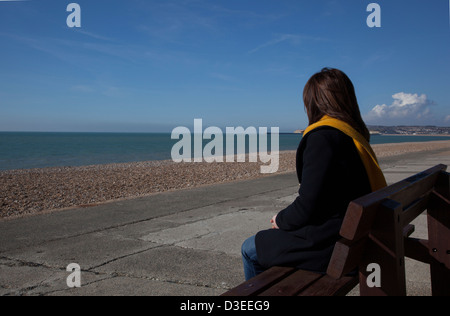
221, 266, 295, 296
298, 274, 358, 296
258, 269, 323, 296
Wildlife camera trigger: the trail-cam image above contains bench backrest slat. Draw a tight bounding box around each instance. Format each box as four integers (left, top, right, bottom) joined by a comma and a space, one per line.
340, 164, 448, 241
327, 164, 448, 286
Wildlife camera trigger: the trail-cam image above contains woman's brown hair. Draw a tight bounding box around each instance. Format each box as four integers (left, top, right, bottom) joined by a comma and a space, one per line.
303, 68, 371, 142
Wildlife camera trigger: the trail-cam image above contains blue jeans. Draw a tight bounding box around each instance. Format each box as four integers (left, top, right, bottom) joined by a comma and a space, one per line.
241, 236, 266, 281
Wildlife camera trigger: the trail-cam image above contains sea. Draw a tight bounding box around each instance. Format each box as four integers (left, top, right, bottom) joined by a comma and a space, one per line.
1, 132, 450, 171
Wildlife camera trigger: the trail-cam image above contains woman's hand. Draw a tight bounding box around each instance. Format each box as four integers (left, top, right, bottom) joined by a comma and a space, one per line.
271, 215, 279, 229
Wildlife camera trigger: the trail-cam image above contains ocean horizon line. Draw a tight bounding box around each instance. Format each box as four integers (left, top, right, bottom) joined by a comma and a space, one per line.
1, 132, 450, 172
0, 131, 299, 135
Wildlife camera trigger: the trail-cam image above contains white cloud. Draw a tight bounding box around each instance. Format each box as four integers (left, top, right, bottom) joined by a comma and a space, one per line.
365, 92, 435, 125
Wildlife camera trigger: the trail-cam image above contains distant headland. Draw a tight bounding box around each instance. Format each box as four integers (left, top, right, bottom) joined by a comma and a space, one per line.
294, 126, 450, 136
367, 125, 450, 136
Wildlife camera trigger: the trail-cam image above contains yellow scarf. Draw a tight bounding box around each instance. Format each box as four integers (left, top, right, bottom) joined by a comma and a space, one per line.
303, 115, 387, 192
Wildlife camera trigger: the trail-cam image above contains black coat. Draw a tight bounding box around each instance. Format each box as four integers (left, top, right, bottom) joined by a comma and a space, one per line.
255, 126, 371, 273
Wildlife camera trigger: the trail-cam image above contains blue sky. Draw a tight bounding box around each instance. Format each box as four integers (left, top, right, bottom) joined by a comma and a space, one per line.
0, 0, 449, 132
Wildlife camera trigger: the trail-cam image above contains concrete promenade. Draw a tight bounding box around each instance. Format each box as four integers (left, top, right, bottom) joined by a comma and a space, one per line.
1, 148, 449, 296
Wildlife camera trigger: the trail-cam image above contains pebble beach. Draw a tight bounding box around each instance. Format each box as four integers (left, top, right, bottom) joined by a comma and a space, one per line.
1, 140, 450, 220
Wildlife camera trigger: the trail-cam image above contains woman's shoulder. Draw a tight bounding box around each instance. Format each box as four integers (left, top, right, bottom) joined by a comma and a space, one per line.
302, 126, 353, 148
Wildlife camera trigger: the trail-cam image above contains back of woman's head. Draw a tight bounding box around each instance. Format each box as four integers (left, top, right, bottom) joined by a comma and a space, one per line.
303, 68, 370, 142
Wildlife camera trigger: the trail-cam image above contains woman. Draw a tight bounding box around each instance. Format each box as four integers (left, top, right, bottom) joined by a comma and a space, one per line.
241, 68, 387, 280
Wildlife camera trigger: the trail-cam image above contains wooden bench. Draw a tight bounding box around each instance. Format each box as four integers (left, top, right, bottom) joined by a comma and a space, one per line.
222, 164, 450, 296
